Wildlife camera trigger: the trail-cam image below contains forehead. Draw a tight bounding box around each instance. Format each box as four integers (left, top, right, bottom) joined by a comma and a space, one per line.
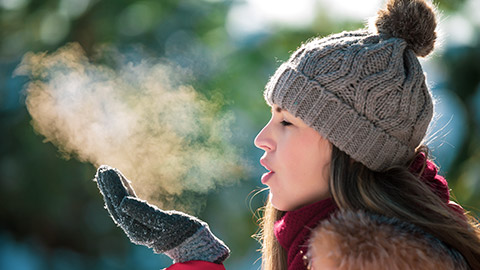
271, 105, 296, 119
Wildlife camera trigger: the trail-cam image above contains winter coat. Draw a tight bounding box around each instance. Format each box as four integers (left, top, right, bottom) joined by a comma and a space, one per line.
308, 210, 470, 270
165, 206, 469, 270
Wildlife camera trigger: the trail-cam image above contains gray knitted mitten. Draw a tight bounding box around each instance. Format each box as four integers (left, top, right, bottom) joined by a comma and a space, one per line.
94, 165, 230, 264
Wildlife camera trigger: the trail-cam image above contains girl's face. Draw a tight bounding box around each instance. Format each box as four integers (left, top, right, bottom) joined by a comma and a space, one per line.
254, 105, 332, 211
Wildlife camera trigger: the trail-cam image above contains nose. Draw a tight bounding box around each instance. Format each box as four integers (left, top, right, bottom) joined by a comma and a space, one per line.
254, 119, 274, 151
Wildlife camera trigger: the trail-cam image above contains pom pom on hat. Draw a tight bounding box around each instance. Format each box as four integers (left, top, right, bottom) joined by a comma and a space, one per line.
374, 0, 437, 57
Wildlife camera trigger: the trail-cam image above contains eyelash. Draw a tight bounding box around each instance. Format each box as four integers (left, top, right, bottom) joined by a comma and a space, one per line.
280, 120, 292, 126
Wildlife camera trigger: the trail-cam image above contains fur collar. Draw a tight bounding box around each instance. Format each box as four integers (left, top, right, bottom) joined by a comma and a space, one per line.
308, 210, 469, 270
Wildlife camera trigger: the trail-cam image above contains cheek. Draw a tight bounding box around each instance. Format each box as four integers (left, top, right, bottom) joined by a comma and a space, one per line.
282, 132, 332, 205
283, 134, 330, 178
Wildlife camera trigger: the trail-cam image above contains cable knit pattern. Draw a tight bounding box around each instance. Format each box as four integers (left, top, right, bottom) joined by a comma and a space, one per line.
264, 30, 433, 171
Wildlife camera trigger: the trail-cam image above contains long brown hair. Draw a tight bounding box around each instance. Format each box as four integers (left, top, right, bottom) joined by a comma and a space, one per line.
256, 145, 480, 269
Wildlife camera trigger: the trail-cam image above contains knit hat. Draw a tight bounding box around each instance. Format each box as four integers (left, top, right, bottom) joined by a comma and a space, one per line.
264, 0, 437, 171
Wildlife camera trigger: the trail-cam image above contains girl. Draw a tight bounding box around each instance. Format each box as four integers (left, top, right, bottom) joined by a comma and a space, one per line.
95, 0, 480, 269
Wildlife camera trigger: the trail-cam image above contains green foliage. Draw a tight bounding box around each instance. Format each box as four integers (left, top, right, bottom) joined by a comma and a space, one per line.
1, 0, 479, 269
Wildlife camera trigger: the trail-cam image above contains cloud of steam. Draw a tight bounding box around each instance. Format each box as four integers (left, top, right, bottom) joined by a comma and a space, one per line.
15, 43, 248, 213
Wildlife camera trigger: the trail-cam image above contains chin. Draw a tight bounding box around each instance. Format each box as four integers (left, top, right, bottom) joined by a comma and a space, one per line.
270, 196, 295, 212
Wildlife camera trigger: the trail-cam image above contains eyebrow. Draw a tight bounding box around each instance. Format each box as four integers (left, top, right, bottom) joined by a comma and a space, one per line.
271, 106, 284, 113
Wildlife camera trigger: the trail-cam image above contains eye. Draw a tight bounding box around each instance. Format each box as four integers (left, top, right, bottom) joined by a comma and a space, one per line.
280, 120, 292, 126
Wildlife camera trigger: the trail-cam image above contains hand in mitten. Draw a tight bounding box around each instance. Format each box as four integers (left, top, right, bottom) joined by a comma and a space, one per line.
94, 165, 230, 264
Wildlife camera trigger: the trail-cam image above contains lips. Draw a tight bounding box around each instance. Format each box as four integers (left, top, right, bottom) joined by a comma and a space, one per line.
260, 158, 275, 184
260, 158, 274, 173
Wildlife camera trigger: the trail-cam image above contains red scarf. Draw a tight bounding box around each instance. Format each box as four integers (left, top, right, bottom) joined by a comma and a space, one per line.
409, 152, 465, 217
274, 154, 464, 270
274, 198, 337, 270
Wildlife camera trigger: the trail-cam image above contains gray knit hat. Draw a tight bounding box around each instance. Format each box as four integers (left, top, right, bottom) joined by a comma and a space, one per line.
264, 0, 437, 171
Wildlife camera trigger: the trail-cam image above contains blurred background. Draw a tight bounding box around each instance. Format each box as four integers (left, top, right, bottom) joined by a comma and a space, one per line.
1, 0, 480, 269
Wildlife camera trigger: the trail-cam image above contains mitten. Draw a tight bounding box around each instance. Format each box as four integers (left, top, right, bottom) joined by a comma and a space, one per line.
94, 165, 230, 264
